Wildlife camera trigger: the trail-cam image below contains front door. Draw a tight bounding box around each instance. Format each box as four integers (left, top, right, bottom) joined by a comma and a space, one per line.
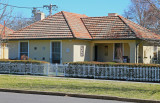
52, 42, 61, 63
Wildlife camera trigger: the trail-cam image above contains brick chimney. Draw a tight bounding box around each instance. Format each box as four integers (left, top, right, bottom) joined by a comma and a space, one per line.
108, 13, 118, 16
35, 12, 45, 21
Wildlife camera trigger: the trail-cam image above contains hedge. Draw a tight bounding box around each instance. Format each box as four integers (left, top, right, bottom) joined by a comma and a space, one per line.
0, 59, 49, 64
66, 61, 160, 67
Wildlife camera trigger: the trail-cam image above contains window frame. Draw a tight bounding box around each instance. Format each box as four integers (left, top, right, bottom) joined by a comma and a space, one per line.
18, 41, 29, 60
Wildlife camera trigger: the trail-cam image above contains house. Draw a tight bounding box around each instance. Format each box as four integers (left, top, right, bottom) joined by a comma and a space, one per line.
0, 24, 14, 59
6, 11, 160, 64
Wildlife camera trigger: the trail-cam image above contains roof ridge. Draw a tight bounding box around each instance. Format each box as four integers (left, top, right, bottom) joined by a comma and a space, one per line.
118, 15, 140, 39
80, 18, 93, 39
61, 11, 75, 38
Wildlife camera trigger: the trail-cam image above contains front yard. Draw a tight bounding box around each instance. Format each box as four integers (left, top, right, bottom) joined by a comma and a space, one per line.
0, 75, 160, 101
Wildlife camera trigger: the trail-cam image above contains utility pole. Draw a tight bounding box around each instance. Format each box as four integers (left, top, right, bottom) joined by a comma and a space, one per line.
43, 4, 58, 16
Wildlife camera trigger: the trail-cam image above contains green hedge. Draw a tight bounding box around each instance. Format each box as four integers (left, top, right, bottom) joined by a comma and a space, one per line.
66, 61, 160, 67
0, 59, 49, 64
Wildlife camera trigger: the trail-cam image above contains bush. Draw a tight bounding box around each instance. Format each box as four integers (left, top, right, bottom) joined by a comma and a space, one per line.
66, 61, 160, 67
0, 59, 49, 64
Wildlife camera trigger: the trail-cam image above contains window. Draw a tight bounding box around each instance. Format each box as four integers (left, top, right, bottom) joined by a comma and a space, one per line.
52, 42, 61, 63
114, 43, 123, 60
20, 42, 28, 59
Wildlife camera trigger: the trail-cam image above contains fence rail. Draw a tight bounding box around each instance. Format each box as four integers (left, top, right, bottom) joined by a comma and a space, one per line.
0, 63, 160, 82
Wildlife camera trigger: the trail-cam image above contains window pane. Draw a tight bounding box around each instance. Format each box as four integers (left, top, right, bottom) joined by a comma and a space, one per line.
20, 42, 28, 52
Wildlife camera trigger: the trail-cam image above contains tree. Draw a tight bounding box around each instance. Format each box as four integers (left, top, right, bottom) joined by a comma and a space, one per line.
124, 0, 160, 34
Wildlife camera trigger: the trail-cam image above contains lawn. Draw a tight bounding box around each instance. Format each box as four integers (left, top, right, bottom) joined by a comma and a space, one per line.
0, 75, 160, 101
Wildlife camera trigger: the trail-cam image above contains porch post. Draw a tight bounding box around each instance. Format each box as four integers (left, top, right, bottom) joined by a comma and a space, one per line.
129, 42, 136, 63
90, 42, 95, 61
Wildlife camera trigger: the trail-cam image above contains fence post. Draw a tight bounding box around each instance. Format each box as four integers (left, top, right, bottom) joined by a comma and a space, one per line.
46, 63, 49, 76
56, 63, 58, 76
158, 67, 160, 82
64, 64, 66, 77
94, 64, 96, 79
30, 63, 32, 75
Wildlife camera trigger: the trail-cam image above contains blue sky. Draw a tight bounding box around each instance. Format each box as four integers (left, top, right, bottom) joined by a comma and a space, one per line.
6, 0, 131, 18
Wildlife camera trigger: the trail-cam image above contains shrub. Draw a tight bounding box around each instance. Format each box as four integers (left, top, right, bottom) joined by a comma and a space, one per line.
0, 59, 49, 64
66, 61, 160, 67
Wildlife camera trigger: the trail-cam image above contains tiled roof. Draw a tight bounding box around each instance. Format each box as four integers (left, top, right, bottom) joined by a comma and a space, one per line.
62, 11, 91, 39
8, 11, 91, 40
81, 16, 135, 39
8, 12, 74, 39
119, 16, 160, 40
7, 11, 160, 40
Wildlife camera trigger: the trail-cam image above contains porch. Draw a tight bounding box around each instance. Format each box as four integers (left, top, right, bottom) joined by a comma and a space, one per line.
90, 40, 139, 63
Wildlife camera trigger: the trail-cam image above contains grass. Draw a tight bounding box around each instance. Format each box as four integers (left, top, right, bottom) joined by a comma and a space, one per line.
0, 75, 160, 101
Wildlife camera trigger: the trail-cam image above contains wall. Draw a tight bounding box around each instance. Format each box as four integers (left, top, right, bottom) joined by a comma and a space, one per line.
123, 43, 130, 59
62, 40, 91, 62
0, 44, 9, 59
29, 40, 50, 62
97, 43, 113, 62
8, 39, 91, 63
8, 41, 19, 59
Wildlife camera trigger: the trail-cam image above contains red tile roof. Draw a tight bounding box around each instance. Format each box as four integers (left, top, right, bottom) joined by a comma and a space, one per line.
9, 12, 74, 39
62, 11, 91, 39
119, 16, 160, 40
7, 11, 160, 41
81, 16, 135, 39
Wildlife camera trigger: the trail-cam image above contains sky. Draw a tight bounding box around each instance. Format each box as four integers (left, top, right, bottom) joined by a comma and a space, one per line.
5, 0, 131, 18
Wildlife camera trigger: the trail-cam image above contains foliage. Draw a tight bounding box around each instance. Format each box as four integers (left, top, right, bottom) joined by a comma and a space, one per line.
0, 59, 49, 64
66, 61, 160, 67
124, 0, 160, 34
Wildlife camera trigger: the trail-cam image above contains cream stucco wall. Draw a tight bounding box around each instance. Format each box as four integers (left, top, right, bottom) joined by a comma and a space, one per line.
143, 46, 154, 64
29, 40, 50, 62
0, 44, 9, 59
96, 43, 113, 62
8, 41, 19, 59
8, 39, 157, 64
8, 40, 91, 63
123, 43, 130, 58
62, 40, 91, 62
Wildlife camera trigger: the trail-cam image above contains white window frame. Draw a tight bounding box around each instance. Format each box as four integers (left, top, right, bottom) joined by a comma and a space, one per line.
18, 41, 29, 59
50, 40, 62, 64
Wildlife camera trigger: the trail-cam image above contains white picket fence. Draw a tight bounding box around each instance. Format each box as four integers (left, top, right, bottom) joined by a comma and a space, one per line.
0, 63, 160, 82
65, 65, 160, 82
0, 63, 67, 76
